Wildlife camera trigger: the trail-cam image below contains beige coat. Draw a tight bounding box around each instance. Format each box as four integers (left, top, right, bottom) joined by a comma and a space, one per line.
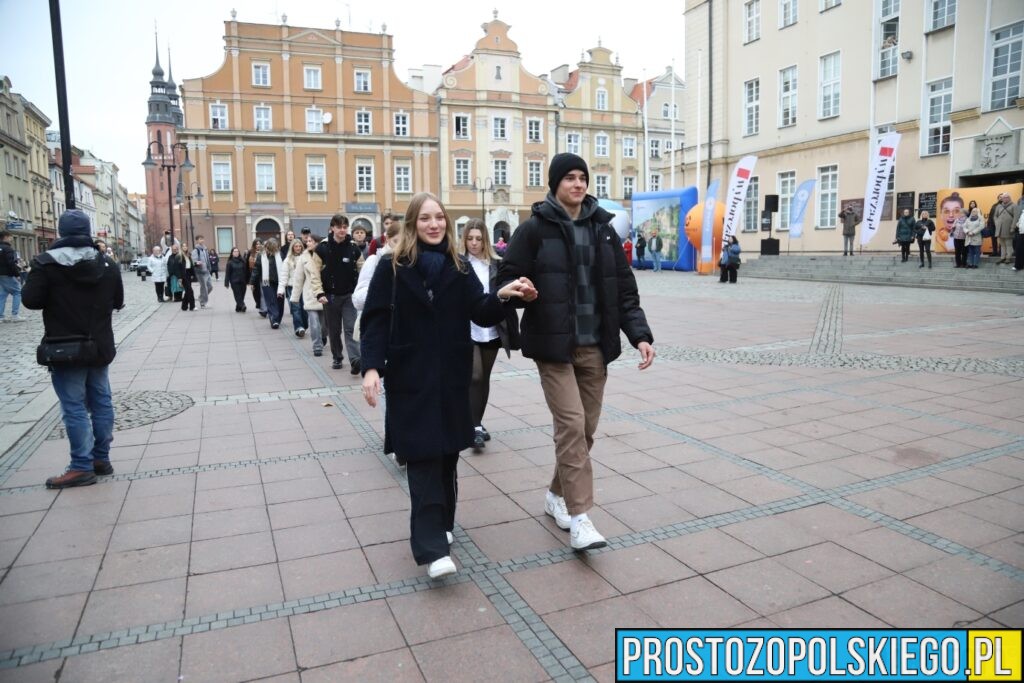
289, 251, 325, 312
993, 201, 1019, 239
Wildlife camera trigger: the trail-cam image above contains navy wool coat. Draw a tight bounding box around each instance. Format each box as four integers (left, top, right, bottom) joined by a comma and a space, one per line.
360, 255, 506, 462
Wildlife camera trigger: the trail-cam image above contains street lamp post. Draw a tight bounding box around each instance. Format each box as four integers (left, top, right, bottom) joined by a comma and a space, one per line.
142, 139, 193, 246
38, 199, 54, 253
177, 181, 204, 249
471, 177, 493, 226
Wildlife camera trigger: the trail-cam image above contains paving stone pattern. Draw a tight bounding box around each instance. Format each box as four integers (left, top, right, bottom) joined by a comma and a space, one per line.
0, 273, 1021, 680
48, 391, 194, 440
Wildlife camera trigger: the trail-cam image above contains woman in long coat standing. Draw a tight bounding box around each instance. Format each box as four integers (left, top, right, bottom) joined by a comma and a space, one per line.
360, 192, 534, 579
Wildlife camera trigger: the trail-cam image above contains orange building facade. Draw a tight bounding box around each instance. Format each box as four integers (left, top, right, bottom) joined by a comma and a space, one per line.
178, 17, 438, 254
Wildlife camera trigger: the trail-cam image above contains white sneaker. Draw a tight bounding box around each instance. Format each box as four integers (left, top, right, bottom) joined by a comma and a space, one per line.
570, 518, 607, 551
427, 556, 457, 579
446, 531, 454, 544
9, 315, 25, 322
544, 493, 571, 530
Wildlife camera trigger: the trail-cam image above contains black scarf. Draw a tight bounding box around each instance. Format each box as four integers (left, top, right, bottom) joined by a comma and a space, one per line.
415, 238, 449, 292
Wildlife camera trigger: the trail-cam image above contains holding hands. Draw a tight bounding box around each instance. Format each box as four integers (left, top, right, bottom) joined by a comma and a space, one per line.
497, 277, 538, 302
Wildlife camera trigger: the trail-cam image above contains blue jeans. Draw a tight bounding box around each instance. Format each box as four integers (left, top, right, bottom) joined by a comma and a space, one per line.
0, 275, 21, 318
285, 286, 308, 330
261, 284, 282, 325
50, 365, 114, 472
967, 244, 981, 267
651, 251, 662, 272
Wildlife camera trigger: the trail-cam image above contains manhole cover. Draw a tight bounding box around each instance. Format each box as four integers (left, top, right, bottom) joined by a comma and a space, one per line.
47, 390, 195, 440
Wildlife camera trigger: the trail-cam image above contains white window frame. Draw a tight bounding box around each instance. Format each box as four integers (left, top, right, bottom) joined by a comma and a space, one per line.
779, 0, 798, 28
777, 170, 796, 230
929, 0, 955, 31
779, 66, 798, 127
744, 78, 760, 136
879, 0, 900, 79
306, 107, 323, 134
254, 105, 272, 132
216, 226, 234, 255
821, 0, 841, 10
303, 65, 322, 90
595, 133, 610, 157
623, 175, 635, 198
989, 22, 1023, 111
492, 159, 509, 186
255, 156, 275, 192
356, 162, 374, 193
528, 160, 543, 187
623, 136, 636, 158
649, 138, 661, 158
394, 163, 412, 194
393, 112, 409, 137
301, 66, 321, 90
817, 165, 838, 228
209, 103, 228, 130
454, 158, 471, 186
566, 132, 581, 155
212, 156, 232, 192
649, 173, 662, 192
454, 114, 471, 140
596, 88, 608, 111
492, 116, 508, 141
252, 62, 270, 87
744, 0, 761, 43
354, 69, 371, 93
356, 110, 372, 136
306, 157, 326, 192
925, 77, 952, 155
595, 174, 609, 198
743, 176, 760, 232
527, 118, 543, 143
818, 52, 841, 119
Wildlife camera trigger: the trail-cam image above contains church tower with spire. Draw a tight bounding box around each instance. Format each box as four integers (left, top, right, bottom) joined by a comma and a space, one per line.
143, 31, 182, 248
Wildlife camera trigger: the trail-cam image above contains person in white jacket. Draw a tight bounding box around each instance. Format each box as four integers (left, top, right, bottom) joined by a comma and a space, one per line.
352, 219, 401, 312
278, 239, 308, 337
290, 235, 328, 356
147, 246, 170, 302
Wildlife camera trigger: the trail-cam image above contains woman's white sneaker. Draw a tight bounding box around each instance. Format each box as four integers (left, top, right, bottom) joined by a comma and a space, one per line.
570, 518, 607, 550
446, 531, 454, 545
427, 556, 457, 579
544, 493, 571, 530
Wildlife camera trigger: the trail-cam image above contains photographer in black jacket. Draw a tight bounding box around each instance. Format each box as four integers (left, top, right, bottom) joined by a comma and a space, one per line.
315, 214, 363, 372
22, 210, 124, 489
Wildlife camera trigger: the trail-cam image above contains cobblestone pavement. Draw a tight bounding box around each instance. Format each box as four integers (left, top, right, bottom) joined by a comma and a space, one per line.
0, 272, 1021, 681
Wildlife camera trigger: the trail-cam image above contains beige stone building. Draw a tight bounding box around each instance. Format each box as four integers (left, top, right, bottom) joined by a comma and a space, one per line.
551, 45, 645, 205
436, 14, 557, 239
21, 97, 53, 253
627, 66, 687, 194
0, 76, 35, 260
682, 0, 1024, 253
178, 14, 438, 253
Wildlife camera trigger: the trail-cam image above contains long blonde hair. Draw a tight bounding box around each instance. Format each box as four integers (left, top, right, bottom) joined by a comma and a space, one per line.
392, 192, 464, 272
285, 239, 303, 267
460, 218, 498, 262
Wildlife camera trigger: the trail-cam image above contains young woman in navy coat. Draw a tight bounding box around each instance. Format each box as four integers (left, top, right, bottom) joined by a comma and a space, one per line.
360, 192, 535, 579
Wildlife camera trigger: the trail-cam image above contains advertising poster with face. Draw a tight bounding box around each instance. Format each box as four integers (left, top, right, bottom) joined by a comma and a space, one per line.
631, 188, 699, 271
933, 183, 1022, 253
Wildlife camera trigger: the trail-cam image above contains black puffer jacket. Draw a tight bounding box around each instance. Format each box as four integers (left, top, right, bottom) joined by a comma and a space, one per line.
315, 236, 362, 296
498, 194, 652, 365
22, 247, 124, 366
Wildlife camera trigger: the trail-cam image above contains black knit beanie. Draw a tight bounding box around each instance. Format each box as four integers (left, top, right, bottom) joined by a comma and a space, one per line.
548, 153, 589, 195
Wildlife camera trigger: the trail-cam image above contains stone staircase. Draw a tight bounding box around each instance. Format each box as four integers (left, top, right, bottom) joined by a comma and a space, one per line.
741, 253, 1024, 294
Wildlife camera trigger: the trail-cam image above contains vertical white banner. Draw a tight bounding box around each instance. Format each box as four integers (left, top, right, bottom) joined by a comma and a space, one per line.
722, 155, 758, 244
860, 132, 901, 245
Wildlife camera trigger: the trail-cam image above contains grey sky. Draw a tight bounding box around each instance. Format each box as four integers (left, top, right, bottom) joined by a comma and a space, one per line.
1, 0, 684, 193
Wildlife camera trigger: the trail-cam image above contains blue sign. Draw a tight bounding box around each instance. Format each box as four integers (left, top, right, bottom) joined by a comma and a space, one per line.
345, 203, 379, 214
788, 179, 816, 238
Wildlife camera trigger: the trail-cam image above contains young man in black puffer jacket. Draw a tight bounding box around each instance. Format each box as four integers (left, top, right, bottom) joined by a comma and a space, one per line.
498, 153, 655, 552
